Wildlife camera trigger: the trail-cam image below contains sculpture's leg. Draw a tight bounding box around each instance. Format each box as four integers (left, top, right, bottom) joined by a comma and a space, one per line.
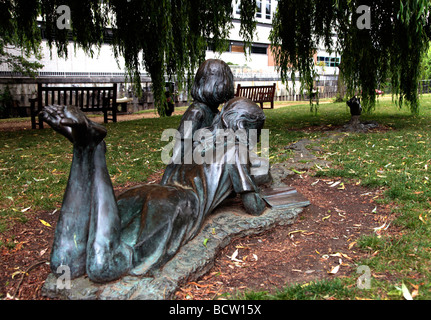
50, 144, 94, 279
85, 141, 133, 283
39, 105, 105, 279
39, 105, 132, 282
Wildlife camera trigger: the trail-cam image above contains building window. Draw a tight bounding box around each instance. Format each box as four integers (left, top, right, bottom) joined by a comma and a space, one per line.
317, 56, 340, 67
266, 0, 272, 19
231, 43, 245, 53
251, 45, 267, 54
256, 0, 262, 18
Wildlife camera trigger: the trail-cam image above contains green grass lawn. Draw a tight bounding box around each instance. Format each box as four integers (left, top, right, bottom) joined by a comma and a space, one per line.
1, 94, 430, 299
244, 95, 431, 300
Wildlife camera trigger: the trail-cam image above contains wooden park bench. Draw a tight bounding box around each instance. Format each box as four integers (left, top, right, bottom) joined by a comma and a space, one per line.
29, 83, 118, 129
234, 83, 276, 109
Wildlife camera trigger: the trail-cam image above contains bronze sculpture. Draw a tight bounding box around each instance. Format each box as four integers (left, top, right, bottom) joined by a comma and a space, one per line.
161, 59, 235, 183
39, 95, 267, 283
344, 95, 378, 132
346, 96, 362, 116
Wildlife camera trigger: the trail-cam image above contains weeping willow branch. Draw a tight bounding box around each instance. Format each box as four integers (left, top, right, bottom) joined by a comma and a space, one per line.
270, 0, 430, 114
238, 0, 257, 55
3, 0, 429, 115
269, 0, 335, 113
1, 0, 251, 116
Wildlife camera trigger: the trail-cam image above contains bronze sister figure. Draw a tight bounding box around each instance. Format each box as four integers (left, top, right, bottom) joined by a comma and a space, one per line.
161, 59, 235, 183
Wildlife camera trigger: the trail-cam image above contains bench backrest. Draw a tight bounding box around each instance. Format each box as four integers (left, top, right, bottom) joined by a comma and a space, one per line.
35, 83, 117, 112
235, 83, 276, 108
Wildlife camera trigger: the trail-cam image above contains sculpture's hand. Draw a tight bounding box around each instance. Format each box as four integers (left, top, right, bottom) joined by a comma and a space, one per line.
39, 105, 107, 147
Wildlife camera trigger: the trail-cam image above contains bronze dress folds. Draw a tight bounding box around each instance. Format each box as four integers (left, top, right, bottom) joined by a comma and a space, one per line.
117, 140, 258, 276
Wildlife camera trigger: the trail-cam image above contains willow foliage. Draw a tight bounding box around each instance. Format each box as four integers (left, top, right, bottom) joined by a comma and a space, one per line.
270, 0, 336, 112
3, 0, 430, 114
270, 0, 431, 113
1, 0, 256, 116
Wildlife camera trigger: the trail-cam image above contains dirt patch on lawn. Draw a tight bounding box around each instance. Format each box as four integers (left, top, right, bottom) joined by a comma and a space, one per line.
0, 122, 394, 300
0, 170, 392, 300
174, 174, 393, 300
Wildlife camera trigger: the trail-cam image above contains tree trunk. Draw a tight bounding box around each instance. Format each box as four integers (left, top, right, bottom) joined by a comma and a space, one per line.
335, 67, 346, 102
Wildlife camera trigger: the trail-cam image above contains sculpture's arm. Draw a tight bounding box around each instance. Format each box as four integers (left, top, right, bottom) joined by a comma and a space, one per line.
240, 191, 266, 216
228, 149, 267, 216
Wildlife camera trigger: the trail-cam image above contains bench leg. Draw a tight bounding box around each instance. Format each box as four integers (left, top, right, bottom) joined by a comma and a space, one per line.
31, 108, 44, 129
39, 116, 44, 129
31, 111, 36, 129
112, 106, 117, 123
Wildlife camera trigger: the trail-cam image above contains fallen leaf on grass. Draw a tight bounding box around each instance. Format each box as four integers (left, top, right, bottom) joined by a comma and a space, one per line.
329, 265, 340, 274
39, 219, 52, 228
373, 221, 390, 235
11, 269, 27, 279
231, 249, 239, 260
329, 181, 341, 188
292, 169, 306, 174
401, 282, 413, 300
229, 249, 243, 263
409, 283, 420, 299
288, 230, 307, 236
40, 248, 48, 257
11, 241, 28, 253
189, 281, 212, 288
348, 241, 357, 250
235, 245, 248, 249
330, 252, 353, 260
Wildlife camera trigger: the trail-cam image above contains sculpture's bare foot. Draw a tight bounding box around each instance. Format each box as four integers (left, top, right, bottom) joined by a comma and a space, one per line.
39, 105, 107, 147
38, 105, 73, 142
